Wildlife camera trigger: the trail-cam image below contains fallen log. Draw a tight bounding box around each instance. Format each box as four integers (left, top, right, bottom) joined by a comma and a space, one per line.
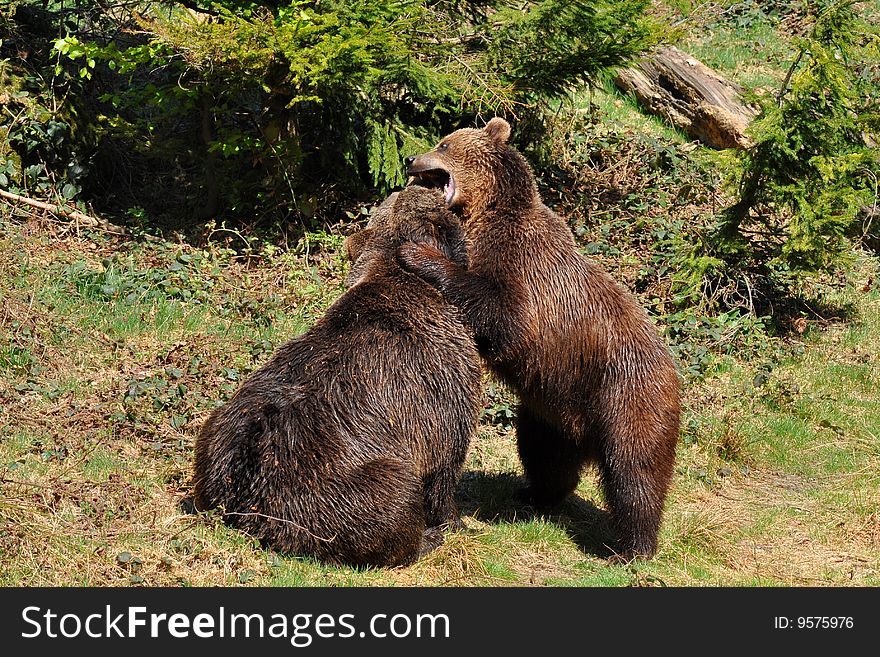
614, 45, 760, 149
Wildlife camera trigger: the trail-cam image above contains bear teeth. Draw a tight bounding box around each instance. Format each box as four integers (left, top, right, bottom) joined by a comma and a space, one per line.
444, 178, 456, 205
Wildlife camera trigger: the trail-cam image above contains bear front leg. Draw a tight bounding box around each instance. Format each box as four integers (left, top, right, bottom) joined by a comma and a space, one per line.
421, 466, 464, 530
417, 527, 445, 559
398, 242, 529, 358
397, 241, 460, 291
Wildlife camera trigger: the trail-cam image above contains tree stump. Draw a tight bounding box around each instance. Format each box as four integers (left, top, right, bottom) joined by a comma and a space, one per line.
614, 45, 760, 149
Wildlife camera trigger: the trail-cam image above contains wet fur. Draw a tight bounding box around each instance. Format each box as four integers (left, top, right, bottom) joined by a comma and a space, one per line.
193, 187, 481, 567
400, 118, 681, 559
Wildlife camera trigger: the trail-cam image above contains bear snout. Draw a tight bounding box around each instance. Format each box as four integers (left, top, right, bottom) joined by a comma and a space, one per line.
405, 153, 440, 176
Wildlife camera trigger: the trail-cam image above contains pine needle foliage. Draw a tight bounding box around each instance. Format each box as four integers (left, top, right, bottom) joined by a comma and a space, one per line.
146, 0, 661, 204
713, 0, 880, 279
2, 0, 662, 226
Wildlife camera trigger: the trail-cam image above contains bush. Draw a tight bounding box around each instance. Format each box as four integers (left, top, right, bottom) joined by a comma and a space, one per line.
709, 0, 880, 282
1, 0, 662, 231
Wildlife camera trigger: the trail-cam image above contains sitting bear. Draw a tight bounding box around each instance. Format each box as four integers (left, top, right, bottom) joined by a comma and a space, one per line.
400, 117, 681, 559
193, 186, 481, 567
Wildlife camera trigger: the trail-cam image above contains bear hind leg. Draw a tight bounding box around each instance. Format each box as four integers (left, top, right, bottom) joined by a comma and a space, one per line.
598, 428, 676, 560
309, 458, 430, 567
516, 405, 584, 508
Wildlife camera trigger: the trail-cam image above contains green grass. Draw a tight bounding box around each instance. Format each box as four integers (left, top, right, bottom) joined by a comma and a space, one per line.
662, 281, 880, 585
681, 14, 797, 90
576, 79, 690, 144
2, 206, 878, 586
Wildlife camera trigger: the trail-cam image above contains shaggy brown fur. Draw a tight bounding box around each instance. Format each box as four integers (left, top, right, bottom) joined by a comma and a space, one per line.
399, 118, 681, 559
193, 186, 481, 567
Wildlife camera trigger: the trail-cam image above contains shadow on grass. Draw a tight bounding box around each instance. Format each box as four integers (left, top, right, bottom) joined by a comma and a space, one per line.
762, 293, 857, 338
178, 472, 620, 560
455, 470, 619, 560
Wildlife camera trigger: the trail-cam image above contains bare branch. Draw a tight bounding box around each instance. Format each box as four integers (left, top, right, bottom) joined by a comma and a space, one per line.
0, 188, 158, 241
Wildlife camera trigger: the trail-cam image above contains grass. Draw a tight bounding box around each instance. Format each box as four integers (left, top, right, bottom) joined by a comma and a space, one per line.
661, 275, 880, 585
678, 7, 798, 91
575, 78, 690, 144
1, 205, 878, 587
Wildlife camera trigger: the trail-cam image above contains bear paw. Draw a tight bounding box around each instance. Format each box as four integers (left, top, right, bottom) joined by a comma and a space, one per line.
397, 241, 453, 287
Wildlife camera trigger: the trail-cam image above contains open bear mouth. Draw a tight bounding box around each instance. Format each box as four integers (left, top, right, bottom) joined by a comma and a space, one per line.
409, 168, 456, 206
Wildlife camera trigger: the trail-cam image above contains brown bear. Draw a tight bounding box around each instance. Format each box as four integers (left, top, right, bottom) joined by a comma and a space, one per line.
399, 117, 681, 560
193, 186, 481, 567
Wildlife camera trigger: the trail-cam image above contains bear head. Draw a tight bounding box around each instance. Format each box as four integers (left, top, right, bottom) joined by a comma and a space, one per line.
344, 186, 467, 287
404, 117, 537, 218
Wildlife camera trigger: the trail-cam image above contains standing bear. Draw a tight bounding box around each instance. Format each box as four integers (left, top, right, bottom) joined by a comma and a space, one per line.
193, 186, 481, 567
400, 117, 681, 559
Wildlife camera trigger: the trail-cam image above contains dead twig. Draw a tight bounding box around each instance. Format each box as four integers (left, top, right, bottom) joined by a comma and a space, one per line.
0, 188, 159, 242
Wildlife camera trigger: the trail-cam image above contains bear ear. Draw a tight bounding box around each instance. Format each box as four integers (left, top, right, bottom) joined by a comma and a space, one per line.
344, 228, 373, 263
484, 117, 511, 143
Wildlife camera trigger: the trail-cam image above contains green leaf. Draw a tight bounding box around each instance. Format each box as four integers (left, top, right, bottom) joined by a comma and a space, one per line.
165, 366, 184, 379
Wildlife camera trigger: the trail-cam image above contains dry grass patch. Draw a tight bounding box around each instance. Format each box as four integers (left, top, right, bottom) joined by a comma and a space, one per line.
670, 470, 880, 585
388, 529, 498, 587
0, 469, 276, 586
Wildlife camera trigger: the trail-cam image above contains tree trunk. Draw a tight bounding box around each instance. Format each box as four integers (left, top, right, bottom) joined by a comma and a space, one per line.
614, 45, 760, 150
196, 93, 220, 222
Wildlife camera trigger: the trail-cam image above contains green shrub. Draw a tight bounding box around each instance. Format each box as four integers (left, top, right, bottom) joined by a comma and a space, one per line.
711, 0, 880, 281
2, 0, 662, 229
